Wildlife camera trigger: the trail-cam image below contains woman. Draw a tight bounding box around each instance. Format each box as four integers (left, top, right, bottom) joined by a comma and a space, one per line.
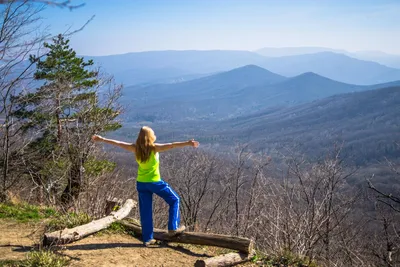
92, 126, 199, 246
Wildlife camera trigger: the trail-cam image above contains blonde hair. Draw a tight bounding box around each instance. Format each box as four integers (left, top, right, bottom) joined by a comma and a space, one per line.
135, 126, 156, 162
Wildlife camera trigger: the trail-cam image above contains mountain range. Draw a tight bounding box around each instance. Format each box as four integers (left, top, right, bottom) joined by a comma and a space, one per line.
255, 47, 400, 69
255, 47, 348, 57
257, 52, 400, 85
134, 85, 399, 165
94, 48, 400, 165
87, 50, 400, 86
120, 65, 399, 122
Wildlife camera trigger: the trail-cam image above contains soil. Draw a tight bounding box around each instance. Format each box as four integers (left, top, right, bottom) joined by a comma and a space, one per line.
0, 219, 256, 267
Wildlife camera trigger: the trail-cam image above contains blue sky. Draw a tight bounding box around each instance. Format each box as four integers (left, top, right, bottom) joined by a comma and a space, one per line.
41, 0, 400, 56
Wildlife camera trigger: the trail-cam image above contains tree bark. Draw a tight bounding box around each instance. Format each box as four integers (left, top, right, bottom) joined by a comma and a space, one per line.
60, 161, 82, 206
120, 221, 254, 254
1, 122, 10, 203
43, 199, 136, 246
194, 252, 250, 267
55, 92, 62, 141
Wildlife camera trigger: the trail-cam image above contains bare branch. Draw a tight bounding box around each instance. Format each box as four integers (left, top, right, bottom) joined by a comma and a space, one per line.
0, 0, 85, 10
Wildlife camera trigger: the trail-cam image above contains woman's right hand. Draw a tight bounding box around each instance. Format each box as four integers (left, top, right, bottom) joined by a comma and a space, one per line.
188, 139, 199, 148
92, 135, 103, 142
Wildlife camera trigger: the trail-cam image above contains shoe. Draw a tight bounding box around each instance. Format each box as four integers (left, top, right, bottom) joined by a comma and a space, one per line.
144, 239, 157, 247
168, 225, 186, 236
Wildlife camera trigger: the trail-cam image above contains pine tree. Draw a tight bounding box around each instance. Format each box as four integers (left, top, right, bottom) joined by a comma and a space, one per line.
14, 34, 122, 206
32, 34, 99, 141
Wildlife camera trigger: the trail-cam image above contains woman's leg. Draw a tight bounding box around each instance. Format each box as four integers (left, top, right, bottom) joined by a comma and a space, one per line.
136, 182, 154, 242
151, 180, 180, 231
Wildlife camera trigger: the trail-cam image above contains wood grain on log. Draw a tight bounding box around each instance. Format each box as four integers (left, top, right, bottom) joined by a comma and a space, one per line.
43, 199, 136, 246
120, 221, 254, 254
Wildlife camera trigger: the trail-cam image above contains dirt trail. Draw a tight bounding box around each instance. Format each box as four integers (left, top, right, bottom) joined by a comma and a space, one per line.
0, 220, 38, 263
0, 220, 254, 266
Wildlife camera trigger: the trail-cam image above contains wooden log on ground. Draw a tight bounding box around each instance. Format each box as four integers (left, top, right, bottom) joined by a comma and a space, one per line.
43, 199, 136, 246
194, 252, 250, 267
120, 221, 254, 254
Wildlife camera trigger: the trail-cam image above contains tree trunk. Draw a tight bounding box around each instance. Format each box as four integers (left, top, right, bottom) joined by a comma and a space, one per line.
60, 162, 82, 206
1, 122, 10, 202
55, 93, 62, 141
43, 199, 136, 246
120, 221, 254, 254
194, 252, 250, 267
0, 191, 7, 203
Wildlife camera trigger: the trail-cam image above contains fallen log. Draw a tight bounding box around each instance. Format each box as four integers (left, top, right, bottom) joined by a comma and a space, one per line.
43, 199, 136, 246
120, 221, 254, 254
194, 252, 250, 267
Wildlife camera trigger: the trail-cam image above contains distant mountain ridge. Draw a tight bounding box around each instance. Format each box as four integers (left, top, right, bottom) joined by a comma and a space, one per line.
122, 65, 286, 102
256, 46, 400, 69
258, 52, 400, 85
87, 50, 267, 74
111, 67, 199, 86
258, 72, 362, 103
351, 51, 400, 69
86, 50, 400, 86
255, 46, 348, 57
121, 65, 394, 122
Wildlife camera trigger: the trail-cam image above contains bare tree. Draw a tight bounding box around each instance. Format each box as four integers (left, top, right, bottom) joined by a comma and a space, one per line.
161, 149, 229, 231
367, 153, 400, 213
246, 148, 363, 266
366, 144, 400, 266
230, 144, 251, 236
0, 0, 47, 201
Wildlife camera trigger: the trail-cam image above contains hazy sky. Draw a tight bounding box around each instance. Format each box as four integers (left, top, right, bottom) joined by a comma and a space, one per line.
41, 0, 400, 56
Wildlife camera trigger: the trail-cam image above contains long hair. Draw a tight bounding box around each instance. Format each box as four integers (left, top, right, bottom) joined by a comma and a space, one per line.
135, 126, 156, 162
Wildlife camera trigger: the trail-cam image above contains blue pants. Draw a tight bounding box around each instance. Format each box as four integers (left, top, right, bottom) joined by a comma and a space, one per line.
136, 180, 180, 243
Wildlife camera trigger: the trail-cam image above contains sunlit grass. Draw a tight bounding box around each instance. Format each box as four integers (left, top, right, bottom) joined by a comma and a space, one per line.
0, 203, 57, 223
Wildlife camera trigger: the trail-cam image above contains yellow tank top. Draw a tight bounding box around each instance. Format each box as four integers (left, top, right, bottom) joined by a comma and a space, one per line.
136, 150, 161, 182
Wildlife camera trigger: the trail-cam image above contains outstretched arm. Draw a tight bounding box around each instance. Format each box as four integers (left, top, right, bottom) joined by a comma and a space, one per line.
155, 139, 199, 153
92, 135, 136, 153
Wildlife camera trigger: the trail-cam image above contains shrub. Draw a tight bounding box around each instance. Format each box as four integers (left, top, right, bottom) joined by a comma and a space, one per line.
0, 250, 69, 267
22, 250, 69, 267
259, 250, 319, 267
